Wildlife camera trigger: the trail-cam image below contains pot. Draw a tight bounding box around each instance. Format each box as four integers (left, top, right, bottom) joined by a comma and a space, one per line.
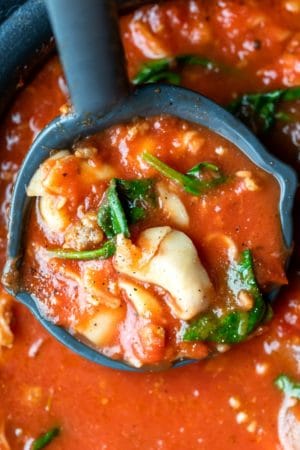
0, 0, 153, 115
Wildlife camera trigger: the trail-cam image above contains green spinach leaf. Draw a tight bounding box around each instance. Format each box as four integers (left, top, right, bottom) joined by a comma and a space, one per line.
133, 54, 219, 85
97, 179, 129, 238
227, 86, 300, 132
183, 250, 268, 344
116, 179, 156, 223
49, 240, 116, 260
132, 58, 179, 85
142, 151, 226, 196
176, 54, 218, 70
32, 427, 60, 450
98, 178, 156, 238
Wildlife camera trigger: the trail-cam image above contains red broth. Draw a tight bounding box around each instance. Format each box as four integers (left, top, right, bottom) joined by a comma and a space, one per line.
0, 0, 300, 448
20, 115, 286, 367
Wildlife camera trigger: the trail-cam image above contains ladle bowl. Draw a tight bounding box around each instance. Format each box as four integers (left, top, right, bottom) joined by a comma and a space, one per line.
2, 0, 297, 371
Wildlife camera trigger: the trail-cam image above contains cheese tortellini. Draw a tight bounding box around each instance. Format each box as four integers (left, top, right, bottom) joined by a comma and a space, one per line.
113, 226, 213, 320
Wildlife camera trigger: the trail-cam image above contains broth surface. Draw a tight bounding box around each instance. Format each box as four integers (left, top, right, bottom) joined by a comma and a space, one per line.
0, 0, 300, 448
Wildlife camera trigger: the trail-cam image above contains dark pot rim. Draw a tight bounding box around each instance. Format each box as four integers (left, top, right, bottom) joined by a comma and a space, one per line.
0, 0, 153, 115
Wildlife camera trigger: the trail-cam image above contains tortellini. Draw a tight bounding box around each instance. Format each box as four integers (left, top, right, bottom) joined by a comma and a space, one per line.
118, 279, 164, 321
26, 150, 71, 197
76, 306, 125, 346
114, 226, 213, 320
156, 182, 189, 227
38, 194, 70, 232
27, 149, 116, 233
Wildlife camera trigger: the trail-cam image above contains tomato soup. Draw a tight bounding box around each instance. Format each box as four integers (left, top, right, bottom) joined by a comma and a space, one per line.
0, 0, 300, 448
19, 115, 286, 368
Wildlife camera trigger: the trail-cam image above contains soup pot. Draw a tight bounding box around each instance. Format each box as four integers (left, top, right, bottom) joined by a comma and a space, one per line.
0, 0, 296, 371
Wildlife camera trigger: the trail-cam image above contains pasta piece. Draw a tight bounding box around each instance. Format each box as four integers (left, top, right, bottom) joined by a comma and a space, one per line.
130, 22, 168, 58
0, 292, 13, 350
26, 150, 70, 197
29, 150, 116, 233
79, 160, 116, 182
39, 195, 70, 232
55, 264, 82, 285
114, 227, 213, 320
115, 226, 171, 268
82, 265, 121, 308
28, 150, 115, 200
119, 278, 163, 321
278, 396, 300, 450
137, 323, 166, 364
53, 262, 120, 309
156, 182, 189, 227
76, 306, 125, 346
42, 155, 77, 196
28, 151, 73, 231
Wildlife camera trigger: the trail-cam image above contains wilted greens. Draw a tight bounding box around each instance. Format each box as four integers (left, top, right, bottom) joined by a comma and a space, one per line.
142, 152, 226, 196
98, 178, 156, 238
227, 86, 300, 133
32, 427, 60, 450
184, 250, 268, 344
49, 240, 116, 260
133, 54, 219, 85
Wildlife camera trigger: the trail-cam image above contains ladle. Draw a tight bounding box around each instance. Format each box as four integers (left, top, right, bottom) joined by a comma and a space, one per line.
2, 0, 297, 371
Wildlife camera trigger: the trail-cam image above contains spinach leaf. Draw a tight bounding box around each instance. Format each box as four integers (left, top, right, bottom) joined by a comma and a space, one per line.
186, 161, 221, 176
282, 86, 300, 101
227, 86, 300, 132
274, 111, 294, 122
98, 178, 156, 238
32, 427, 60, 450
98, 179, 129, 238
274, 374, 300, 400
49, 239, 116, 260
143, 71, 181, 84
116, 179, 156, 223
132, 58, 180, 85
183, 250, 268, 344
133, 54, 219, 85
142, 151, 226, 196
176, 54, 218, 70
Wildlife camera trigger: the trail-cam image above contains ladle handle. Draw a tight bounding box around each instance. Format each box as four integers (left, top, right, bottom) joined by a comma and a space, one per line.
45, 0, 129, 116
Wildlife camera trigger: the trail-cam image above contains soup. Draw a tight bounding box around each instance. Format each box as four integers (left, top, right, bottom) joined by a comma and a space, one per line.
0, 0, 300, 448
19, 115, 286, 367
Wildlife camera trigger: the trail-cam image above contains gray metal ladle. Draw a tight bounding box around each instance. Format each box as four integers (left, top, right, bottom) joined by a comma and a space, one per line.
2, 0, 297, 371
